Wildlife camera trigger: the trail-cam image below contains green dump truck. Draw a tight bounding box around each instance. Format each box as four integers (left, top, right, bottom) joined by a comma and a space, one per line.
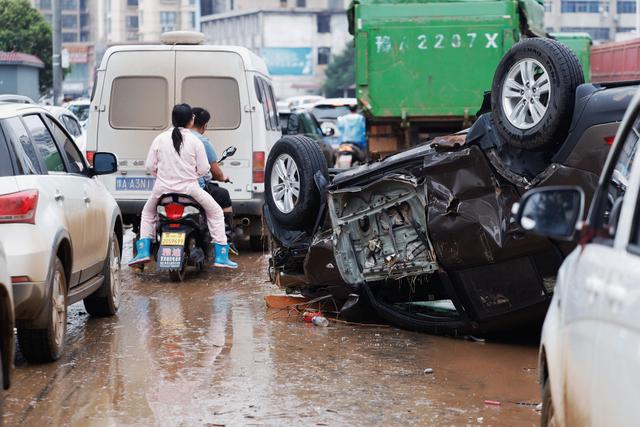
348, 0, 590, 152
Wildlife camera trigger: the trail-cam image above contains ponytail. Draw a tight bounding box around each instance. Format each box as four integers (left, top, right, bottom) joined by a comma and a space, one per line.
170, 103, 193, 154
171, 126, 183, 154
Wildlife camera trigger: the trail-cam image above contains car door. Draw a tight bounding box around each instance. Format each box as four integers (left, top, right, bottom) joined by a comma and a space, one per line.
46, 115, 108, 281
22, 114, 91, 281
587, 113, 640, 427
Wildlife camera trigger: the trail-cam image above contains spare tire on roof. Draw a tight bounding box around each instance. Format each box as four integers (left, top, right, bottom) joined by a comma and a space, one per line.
265, 135, 328, 231
491, 38, 584, 151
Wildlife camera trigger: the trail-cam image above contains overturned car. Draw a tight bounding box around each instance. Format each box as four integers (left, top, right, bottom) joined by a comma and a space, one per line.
264, 39, 638, 335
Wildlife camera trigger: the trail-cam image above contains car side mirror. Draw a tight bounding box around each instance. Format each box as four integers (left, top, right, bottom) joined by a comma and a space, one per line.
513, 186, 585, 241
92, 152, 118, 175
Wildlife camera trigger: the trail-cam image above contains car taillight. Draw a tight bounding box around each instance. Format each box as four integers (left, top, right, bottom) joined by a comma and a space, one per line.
11, 276, 31, 283
604, 136, 615, 146
86, 150, 95, 165
0, 190, 38, 224
253, 151, 265, 183
165, 203, 185, 220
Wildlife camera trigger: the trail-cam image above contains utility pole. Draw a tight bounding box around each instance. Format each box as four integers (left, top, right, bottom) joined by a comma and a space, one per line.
52, 0, 62, 105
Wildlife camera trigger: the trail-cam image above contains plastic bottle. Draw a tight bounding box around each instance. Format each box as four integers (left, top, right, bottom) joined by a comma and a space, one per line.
312, 315, 329, 327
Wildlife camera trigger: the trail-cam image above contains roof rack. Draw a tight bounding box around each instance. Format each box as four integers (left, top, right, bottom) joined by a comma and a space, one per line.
0, 95, 35, 104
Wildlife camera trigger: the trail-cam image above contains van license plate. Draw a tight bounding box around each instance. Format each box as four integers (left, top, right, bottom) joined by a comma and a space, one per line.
116, 177, 155, 191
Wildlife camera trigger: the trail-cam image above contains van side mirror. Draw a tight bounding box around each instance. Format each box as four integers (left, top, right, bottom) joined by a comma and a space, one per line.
513, 186, 585, 241
92, 152, 118, 175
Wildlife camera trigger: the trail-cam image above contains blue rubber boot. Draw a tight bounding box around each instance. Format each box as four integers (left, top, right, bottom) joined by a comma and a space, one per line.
214, 243, 238, 269
128, 237, 151, 266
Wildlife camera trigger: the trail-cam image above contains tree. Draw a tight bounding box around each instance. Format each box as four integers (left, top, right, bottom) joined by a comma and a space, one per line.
322, 41, 355, 98
0, 0, 52, 94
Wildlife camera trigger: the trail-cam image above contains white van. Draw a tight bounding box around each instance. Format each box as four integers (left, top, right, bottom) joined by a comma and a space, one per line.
86, 32, 281, 247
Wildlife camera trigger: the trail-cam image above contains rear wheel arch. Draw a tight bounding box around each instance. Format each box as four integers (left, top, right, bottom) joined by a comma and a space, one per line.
56, 238, 72, 287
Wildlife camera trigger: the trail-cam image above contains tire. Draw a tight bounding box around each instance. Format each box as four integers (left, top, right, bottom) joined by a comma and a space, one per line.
265, 135, 328, 231
17, 257, 67, 363
84, 232, 121, 317
491, 38, 584, 151
541, 379, 556, 427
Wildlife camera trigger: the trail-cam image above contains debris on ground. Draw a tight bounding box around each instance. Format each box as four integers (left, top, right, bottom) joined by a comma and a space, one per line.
484, 400, 502, 406
311, 316, 329, 327
423, 368, 434, 374
536, 403, 543, 411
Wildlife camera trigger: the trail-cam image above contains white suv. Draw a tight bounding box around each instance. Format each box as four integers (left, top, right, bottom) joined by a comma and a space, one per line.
514, 90, 640, 426
0, 102, 123, 362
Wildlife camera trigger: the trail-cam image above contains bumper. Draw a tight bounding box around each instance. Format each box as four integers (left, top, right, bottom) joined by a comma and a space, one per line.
118, 194, 265, 219
12, 281, 48, 322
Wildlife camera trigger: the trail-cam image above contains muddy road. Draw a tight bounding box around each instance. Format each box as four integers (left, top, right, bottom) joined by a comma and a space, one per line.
3, 235, 541, 426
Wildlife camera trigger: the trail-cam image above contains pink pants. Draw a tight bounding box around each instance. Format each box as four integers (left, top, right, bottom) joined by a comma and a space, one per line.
140, 182, 227, 245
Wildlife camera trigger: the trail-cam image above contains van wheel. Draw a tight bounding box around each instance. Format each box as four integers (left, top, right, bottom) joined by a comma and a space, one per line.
265, 135, 328, 231
84, 232, 121, 317
17, 257, 67, 363
491, 38, 584, 151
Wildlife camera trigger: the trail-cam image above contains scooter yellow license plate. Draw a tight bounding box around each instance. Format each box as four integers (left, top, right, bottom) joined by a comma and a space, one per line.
161, 232, 186, 246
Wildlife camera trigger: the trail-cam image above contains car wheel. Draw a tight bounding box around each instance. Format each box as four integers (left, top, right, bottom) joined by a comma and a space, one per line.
541, 379, 557, 427
17, 257, 67, 363
265, 135, 328, 231
491, 38, 584, 151
84, 232, 122, 317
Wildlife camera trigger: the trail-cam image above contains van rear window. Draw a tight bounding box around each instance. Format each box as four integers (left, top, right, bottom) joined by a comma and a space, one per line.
182, 77, 241, 130
109, 77, 168, 129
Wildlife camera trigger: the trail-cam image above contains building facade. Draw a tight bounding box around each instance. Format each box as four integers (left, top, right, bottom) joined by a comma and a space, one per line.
201, 8, 350, 98
545, 0, 638, 41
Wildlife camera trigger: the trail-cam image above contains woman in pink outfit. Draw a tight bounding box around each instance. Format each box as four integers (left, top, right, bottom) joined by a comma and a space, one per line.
128, 104, 237, 269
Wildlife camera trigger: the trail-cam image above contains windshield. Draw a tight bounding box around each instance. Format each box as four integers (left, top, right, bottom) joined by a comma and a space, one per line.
312, 105, 351, 121
67, 104, 90, 122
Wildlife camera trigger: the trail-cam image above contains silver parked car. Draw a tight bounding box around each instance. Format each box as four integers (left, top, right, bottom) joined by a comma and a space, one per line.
0, 102, 123, 362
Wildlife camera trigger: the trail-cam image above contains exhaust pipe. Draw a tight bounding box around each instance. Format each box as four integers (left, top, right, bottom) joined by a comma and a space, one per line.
240, 217, 251, 227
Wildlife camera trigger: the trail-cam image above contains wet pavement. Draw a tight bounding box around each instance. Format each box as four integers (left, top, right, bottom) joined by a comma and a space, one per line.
3, 233, 541, 426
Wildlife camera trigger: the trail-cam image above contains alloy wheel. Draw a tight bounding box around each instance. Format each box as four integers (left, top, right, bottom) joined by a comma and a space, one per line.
270, 153, 301, 214
501, 58, 551, 129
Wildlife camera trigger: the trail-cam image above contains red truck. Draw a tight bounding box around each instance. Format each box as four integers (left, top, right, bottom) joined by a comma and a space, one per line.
591, 38, 640, 82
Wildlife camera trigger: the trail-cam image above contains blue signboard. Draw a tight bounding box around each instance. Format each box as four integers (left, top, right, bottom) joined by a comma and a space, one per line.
261, 47, 313, 76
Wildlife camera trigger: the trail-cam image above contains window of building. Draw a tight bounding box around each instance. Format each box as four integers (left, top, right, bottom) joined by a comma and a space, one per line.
23, 115, 65, 173
160, 11, 177, 33
561, 0, 600, 12
126, 15, 139, 29
617, 1, 636, 13
62, 14, 78, 29
182, 77, 241, 130
62, 32, 78, 42
544, 0, 553, 11
561, 26, 610, 40
39, 0, 52, 9
62, 0, 77, 10
109, 77, 168, 129
190, 12, 197, 29
318, 47, 331, 65
127, 0, 138, 6
317, 13, 330, 33
296, 0, 306, 6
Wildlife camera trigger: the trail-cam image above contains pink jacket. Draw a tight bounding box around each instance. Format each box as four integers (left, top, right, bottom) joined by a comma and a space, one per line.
146, 128, 210, 190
